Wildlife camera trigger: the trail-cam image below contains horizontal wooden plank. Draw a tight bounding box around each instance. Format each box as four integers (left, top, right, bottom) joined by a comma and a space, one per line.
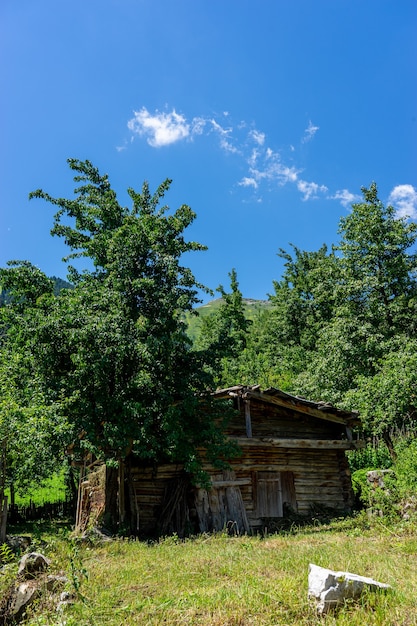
233, 437, 355, 449
210, 479, 252, 488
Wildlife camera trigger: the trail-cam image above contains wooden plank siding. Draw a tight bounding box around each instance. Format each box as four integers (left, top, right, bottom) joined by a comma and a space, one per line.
76, 386, 359, 536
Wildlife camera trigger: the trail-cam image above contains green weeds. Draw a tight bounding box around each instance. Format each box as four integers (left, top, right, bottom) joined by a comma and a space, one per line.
14, 518, 417, 625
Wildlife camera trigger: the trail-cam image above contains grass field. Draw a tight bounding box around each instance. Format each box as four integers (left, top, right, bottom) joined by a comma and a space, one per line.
6, 514, 417, 626
6, 470, 68, 507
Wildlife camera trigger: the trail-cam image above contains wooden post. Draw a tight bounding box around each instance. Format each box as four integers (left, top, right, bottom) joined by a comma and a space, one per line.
244, 399, 252, 438
118, 460, 125, 525
75, 462, 86, 531
0, 495, 7, 544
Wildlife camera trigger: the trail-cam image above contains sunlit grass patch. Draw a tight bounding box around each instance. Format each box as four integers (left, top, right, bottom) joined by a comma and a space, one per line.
20, 519, 417, 626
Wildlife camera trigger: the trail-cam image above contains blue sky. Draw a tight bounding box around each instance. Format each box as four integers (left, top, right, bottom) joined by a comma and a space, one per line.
1, 0, 416, 302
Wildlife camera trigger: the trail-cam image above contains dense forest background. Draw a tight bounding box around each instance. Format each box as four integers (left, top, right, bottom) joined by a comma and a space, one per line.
1, 160, 417, 514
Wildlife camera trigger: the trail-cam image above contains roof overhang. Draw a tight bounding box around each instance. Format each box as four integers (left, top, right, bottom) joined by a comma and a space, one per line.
213, 385, 361, 427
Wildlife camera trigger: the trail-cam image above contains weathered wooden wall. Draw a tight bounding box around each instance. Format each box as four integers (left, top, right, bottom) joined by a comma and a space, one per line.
127, 445, 353, 536
225, 397, 346, 440
76, 391, 356, 537
220, 446, 352, 527
129, 464, 187, 537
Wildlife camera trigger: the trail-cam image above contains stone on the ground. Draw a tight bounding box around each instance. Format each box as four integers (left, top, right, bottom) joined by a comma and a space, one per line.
17, 552, 50, 578
308, 563, 391, 614
6, 535, 32, 553
45, 574, 69, 591
10, 582, 39, 620
56, 590, 76, 612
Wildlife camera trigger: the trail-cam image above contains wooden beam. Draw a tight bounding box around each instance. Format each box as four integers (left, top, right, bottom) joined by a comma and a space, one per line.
232, 436, 358, 450
118, 460, 125, 525
210, 479, 251, 488
244, 399, 252, 438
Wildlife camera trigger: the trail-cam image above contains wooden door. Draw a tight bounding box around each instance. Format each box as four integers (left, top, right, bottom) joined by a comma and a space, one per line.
255, 471, 296, 517
256, 472, 283, 517
194, 471, 250, 534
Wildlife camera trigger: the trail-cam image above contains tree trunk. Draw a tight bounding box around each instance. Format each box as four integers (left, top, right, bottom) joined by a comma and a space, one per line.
382, 429, 397, 462
105, 466, 119, 532
0, 439, 7, 542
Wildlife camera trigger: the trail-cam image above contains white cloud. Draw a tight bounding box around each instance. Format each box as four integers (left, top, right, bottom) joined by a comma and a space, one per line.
248, 158, 299, 189
209, 118, 230, 136
221, 139, 240, 154
302, 120, 319, 143
207, 118, 241, 154
332, 189, 361, 207
249, 129, 265, 146
125, 107, 356, 206
238, 177, 258, 189
191, 116, 207, 136
127, 107, 190, 147
297, 179, 328, 201
248, 148, 260, 168
388, 184, 417, 219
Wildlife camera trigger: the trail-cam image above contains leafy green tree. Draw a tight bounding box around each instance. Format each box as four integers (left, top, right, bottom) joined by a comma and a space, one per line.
337, 182, 417, 336
344, 335, 417, 454
269, 244, 341, 351
0, 263, 70, 537
195, 268, 252, 387
295, 184, 417, 453
233, 244, 341, 392
27, 159, 233, 477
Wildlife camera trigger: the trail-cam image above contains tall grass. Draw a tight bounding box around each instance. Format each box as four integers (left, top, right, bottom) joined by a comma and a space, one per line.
17, 515, 417, 626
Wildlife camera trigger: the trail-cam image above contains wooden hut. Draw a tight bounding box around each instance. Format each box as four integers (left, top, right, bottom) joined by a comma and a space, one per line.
76, 385, 361, 537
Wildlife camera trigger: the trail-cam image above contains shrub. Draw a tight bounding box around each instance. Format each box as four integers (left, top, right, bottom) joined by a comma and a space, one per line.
347, 443, 392, 472
393, 438, 417, 497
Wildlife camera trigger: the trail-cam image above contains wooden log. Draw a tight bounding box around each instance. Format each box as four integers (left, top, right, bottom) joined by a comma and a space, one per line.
233, 437, 355, 449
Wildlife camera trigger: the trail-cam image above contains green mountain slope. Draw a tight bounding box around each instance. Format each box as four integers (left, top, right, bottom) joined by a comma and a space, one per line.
185, 298, 272, 343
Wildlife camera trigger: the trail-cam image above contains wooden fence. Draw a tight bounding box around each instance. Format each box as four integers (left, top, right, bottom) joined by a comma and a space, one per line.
7, 499, 76, 524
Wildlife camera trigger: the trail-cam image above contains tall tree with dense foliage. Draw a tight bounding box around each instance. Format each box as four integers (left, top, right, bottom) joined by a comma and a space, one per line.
337, 182, 417, 337
269, 244, 341, 351
295, 183, 417, 451
231, 244, 341, 391
2, 159, 234, 494
195, 269, 252, 387
0, 262, 70, 537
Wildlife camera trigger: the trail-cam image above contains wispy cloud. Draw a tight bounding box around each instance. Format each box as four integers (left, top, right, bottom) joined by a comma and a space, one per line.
297, 180, 328, 201
238, 177, 258, 189
249, 129, 265, 146
302, 120, 319, 143
332, 189, 361, 207
125, 107, 362, 207
388, 184, 417, 219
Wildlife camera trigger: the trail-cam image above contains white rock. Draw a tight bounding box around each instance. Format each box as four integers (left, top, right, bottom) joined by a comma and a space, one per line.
10, 582, 39, 618
17, 552, 50, 578
308, 563, 391, 614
